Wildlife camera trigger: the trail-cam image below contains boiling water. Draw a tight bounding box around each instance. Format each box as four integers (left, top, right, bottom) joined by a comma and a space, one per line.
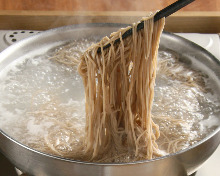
0, 39, 220, 162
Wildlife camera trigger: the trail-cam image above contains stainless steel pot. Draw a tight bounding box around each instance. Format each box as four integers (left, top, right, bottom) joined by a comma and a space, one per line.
0, 23, 220, 176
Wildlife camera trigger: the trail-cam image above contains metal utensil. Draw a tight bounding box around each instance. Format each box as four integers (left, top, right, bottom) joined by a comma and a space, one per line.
0, 23, 219, 176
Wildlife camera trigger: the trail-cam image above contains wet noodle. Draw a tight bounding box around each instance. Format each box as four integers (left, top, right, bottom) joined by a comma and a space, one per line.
78, 14, 165, 160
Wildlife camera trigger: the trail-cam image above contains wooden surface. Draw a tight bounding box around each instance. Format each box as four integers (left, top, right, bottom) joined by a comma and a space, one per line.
0, 11, 220, 33
0, 0, 219, 33
0, 0, 219, 11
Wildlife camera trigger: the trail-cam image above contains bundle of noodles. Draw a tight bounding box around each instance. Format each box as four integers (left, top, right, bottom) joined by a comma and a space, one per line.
78, 14, 165, 161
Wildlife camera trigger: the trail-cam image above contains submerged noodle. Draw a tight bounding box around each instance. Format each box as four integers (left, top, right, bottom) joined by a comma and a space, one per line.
78, 14, 165, 160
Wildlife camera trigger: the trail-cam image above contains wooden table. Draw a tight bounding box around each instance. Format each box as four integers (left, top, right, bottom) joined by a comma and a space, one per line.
0, 0, 219, 11
0, 11, 220, 33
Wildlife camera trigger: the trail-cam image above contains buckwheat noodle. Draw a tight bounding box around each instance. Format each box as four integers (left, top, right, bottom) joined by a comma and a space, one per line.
78, 14, 165, 160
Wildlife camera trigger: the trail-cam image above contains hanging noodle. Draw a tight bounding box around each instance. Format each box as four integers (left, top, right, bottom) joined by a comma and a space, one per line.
78, 14, 165, 160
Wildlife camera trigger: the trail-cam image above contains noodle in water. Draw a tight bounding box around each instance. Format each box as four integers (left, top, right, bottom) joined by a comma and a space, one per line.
78, 14, 165, 161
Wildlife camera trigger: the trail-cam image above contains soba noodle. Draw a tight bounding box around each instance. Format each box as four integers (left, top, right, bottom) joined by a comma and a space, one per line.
77, 14, 165, 160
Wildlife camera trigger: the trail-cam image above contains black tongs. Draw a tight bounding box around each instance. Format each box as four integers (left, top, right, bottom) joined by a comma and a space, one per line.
97, 0, 195, 53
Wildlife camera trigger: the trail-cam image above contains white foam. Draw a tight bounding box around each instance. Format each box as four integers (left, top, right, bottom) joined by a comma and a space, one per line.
0, 41, 219, 159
